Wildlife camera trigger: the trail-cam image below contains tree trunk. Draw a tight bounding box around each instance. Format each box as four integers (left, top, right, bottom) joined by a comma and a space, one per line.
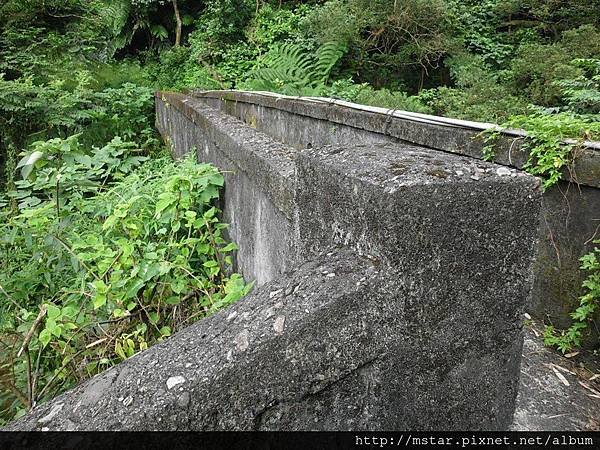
172, 0, 182, 47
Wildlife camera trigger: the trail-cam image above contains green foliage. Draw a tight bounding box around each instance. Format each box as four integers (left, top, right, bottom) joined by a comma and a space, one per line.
504, 110, 600, 189
0, 139, 250, 423
150, 46, 222, 90
417, 53, 528, 122
242, 41, 347, 95
450, 0, 518, 68
181, 3, 313, 88
0, 1, 139, 79
0, 74, 158, 192
249, 4, 310, 49
480, 128, 502, 162
510, 25, 600, 106
0, 2, 256, 424
544, 242, 600, 353
302, 0, 455, 90
192, 0, 255, 47
481, 57, 600, 190
300, 0, 364, 46
496, 0, 600, 38
556, 59, 600, 115
325, 79, 432, 114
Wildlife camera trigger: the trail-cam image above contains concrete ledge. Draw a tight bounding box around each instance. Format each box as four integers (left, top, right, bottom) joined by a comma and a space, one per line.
192, 90, 600, 189
187, 90, 600, 341
296, 142, 541, 287
294, 143, 542, 429
5, 250, 384, 430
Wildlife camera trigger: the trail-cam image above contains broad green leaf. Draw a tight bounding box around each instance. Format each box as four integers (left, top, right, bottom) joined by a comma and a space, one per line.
17, 151, 44, 179
39, 329, 52, 348
46, 303, 61, 320
221, 242, 238, 252
165, 296, 181, 305
93, 293, 107, 309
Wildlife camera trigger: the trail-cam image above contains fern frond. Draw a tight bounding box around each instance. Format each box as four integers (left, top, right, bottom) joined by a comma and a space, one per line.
98, 0, 131, 37
245, 41, 347, 95
95, 0, 132, 58
314, 42, 347, 84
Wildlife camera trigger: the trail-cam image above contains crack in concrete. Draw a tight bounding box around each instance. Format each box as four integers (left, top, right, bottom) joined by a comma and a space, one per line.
252, 353, 382, 430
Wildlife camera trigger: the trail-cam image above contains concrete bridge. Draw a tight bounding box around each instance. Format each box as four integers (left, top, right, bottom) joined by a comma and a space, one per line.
6, 90, 599, 431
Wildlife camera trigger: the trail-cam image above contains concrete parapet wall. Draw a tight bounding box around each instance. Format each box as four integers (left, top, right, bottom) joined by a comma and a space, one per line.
155, 94, 297, 285
193, 90, 600, 188
154, 91, 541, 429
7, 91, 542, 431
193, 90, 600, 334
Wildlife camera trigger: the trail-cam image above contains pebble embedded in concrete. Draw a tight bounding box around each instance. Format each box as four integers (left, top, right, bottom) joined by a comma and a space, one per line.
263, 306, 276, 319
234, 330, 250, 352
123, 396, 133, 407
37, 403, 64, 425
166, 376, 186, 390
496, 167, 512, 177
269, 289, 283, 298
177, 392, 191, 408
273, 316, 286, 334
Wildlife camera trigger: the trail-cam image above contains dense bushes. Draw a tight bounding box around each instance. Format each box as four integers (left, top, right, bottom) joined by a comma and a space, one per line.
0, 137, 250, 422
0, 75, 158, 196
0, 0, 250, 425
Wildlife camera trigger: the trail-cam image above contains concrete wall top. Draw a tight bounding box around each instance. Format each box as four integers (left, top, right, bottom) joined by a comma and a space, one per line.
190, 89, 600, 189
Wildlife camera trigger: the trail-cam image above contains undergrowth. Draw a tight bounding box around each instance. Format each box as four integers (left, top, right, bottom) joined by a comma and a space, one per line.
0, 137, 251, 424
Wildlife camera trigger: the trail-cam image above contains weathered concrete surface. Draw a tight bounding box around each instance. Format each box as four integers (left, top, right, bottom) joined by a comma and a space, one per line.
2, 249, 521, 431
156, 93, 297, 285
193, 90, 600, 187
532, 183, 600, 330
5, 250, 384, 430
192, 90, 600, 343
7, 246, 539, 431
513, 326, 600, 431
294, 143, 543, 430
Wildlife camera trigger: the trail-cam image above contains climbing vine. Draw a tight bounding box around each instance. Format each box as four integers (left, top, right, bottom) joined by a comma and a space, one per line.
483, 110, 600, 190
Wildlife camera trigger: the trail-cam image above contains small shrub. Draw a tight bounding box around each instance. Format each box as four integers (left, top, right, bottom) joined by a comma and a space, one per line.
324, 79, 432, 114
150, 46, 223, 90
510, 25, 600, 107
555, 59, 600, 115
544, 242, 600, 353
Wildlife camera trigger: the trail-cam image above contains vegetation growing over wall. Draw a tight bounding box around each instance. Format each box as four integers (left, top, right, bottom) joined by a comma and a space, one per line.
1, 0, 599, 422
